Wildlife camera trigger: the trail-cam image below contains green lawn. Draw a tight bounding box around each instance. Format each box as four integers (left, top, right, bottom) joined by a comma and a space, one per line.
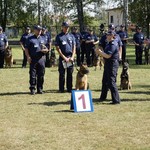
0, 45, 150, 150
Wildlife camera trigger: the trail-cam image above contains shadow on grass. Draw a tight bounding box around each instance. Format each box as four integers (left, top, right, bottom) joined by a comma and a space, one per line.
28, 100, 70, 106
0, 92, 29, 96
92, 98, 150, 103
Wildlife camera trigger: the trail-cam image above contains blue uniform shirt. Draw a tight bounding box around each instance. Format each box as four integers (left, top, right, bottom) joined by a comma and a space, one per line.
72, 32, 81, 49
99, 33, 122, 50
81, 31, 88, 42
86, 33, 98, 48
25, 35, 46, 58
133, 32, 144, 45
99, 34, 107, 50
104, 40, 119, 60
41, 33, 51, 49
117, 30, 128, 44
0, 33, 8, 48
20, 33, 33, 46
55, 32, 76, 57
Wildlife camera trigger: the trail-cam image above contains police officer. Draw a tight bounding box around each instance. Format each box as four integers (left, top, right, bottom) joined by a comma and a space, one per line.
20, 26, 32, 68
0, 26, 8, 68
80, 27, 88, 63
25, 25, 48, 95
55, 22, 76, 93
133, 26, 144, 65
117, 25, 128, 62
99, 24, 122, 61
85, 29, 99, 66
96, 31, 120, 104
71, 27, 82, 66
41, 26, 52, 67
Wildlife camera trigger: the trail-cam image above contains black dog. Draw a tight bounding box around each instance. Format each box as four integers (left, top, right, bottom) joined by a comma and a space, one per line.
120, 62, 132, 90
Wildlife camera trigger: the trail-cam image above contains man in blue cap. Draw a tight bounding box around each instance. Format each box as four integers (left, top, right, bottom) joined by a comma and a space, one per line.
41, 26, 52, 67
20, 26, 32, 68
71, 27, 82, 66
25, 25, 48, 95
117, 25, 128, 62
96, 30, 120, 104
0, 26, 8, 68
99, 24, 122, 62
55, 21, 76, 93
133, 26, 144, 65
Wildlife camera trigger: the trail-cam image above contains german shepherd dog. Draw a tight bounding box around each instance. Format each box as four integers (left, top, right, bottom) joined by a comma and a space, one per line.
93, 53, 103, 71
120, 62, 132, 90
50, 48, 56, 67
4, 46, 13, 68
75, 64, 89, 90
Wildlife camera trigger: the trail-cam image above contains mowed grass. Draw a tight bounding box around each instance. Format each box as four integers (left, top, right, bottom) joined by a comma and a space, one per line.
0, 45, 150, 150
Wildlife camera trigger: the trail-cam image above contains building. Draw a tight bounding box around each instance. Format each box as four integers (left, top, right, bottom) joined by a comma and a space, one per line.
106, 7, 124, 27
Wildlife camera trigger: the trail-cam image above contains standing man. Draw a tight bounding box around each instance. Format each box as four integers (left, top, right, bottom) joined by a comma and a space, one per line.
0, 26, 8, 68
20, 27, 32, 68
133, 26, 144, 65
80, 27, 88, 64
96, 31, 120, 104
41, 26, 52, 67
99, 24, 122, 62
85, 29, 99, 66
25, 25, 48, 95
55, 22, 76, 93
71, 27, 82, 66
117, 25, 128, 62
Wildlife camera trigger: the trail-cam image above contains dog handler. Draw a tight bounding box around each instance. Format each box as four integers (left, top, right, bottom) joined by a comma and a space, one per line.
25, 25, 48, 95
96, 31, 120, 104
55, 22, 76, 93
0, 26, 8, 68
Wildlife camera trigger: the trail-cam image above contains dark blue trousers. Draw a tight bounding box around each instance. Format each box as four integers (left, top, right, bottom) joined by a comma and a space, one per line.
29, 57, 45, 91
100, 60, 120, 103
135, 45, 143, 65
58, 59, 74, 92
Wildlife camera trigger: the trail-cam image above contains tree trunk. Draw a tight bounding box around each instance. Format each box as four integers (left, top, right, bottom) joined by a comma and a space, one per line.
76, 0, 84, 32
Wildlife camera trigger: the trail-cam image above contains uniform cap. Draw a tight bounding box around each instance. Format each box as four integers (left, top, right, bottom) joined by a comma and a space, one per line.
136, 26, 142, 30
108, 24, 115, 30
0, 26, 3, 30
106, 31, 116, 35
26, 26, 30, 30
34, 25, 42, 30
120, 25, 125, 28
72, 26, 77, 30
62, 22, 70, 27
42, 26, 47, 30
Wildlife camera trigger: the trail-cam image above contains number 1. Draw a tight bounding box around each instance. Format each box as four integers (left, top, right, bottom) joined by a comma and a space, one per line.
78, 94, 86, 109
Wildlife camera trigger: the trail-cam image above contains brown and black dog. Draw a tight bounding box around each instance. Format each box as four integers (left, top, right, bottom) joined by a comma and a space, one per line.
120, 62, 132, 90
50, 48, 56, 67
144, 39, 150, 65
4, 46, 13, 68
75, 64, 89, 90
93, 53, 103, 71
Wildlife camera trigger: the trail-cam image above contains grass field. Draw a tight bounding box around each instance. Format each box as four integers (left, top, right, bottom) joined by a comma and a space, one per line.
0, 45, 150, 150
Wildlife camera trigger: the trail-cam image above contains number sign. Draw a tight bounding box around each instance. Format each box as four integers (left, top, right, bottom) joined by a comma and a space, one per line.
71, 90, 94, 112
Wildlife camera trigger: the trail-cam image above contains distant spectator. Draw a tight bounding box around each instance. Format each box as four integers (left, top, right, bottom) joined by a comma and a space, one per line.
117, 25, 128, 62
0, 26, 8, 68
20, 27, 32, 68
133, 26, 145, 65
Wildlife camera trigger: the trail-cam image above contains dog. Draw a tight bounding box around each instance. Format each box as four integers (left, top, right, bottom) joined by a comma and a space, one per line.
75, 64, 89, 90
120, 62, 132, 90
4, 46, 13, 68
50, 48, 56, 67
93, 53, 103, 71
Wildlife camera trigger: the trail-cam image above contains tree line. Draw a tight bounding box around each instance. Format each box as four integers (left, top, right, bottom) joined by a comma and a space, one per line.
0, 0, 149, 37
